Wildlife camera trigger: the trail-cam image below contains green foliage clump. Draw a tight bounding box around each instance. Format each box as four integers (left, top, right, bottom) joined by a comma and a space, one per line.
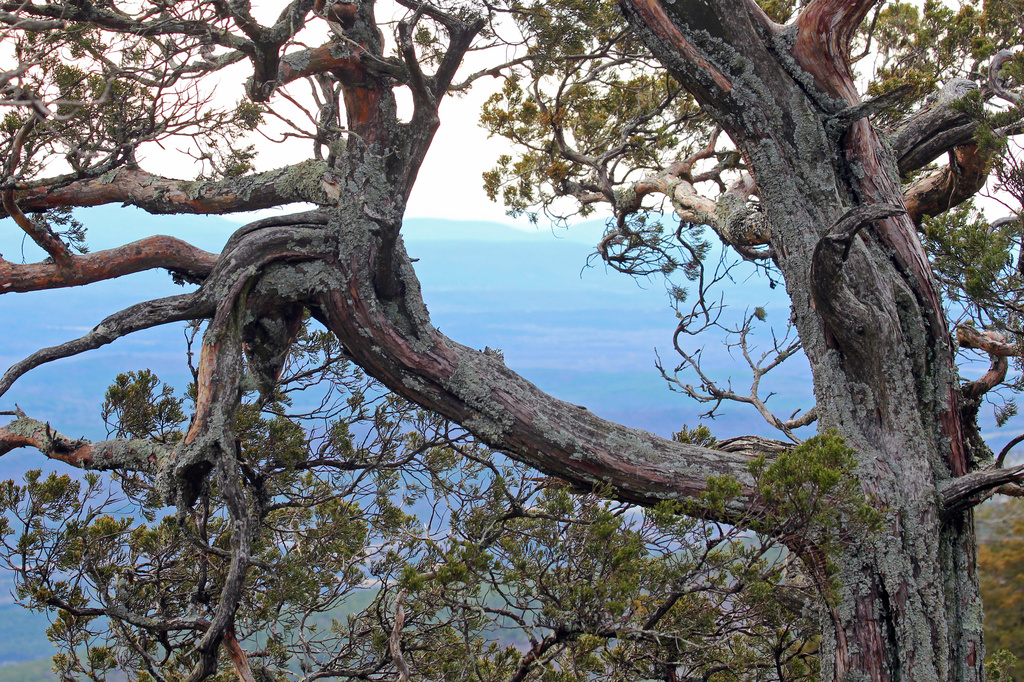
749, 432, 882, 591
102, 369, 186, 443
673, 423, 718, 448
0, 322, 834, 681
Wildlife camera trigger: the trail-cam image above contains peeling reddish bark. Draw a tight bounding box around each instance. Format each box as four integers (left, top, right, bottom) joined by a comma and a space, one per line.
222, 627, 256, 682
0, 235, 217, 293
618, 0, 734, 95
278, 42, 367, 87
793, 0, 878, 104
904, 144, 991, 225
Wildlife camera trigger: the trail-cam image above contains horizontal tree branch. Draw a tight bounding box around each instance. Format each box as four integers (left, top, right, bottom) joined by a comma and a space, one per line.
5, 161, 334, 216
0, 235, 217, 293
957, 325, 1019, 357
939, 464, 1024, 515
0, 414, 165, 472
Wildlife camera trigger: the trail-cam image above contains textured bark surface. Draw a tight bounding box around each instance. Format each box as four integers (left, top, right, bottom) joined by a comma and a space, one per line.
0, 1, 1018, 679
616, 0, 987, 680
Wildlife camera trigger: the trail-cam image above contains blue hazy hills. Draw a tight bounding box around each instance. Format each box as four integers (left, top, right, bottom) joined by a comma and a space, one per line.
0, 205, 815, 471
0, 205, 812, 669
5, 204, 1017, 671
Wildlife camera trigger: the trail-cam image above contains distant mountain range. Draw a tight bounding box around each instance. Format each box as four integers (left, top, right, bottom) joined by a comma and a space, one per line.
0, 204, 1016, 672
0, 206, 814, 459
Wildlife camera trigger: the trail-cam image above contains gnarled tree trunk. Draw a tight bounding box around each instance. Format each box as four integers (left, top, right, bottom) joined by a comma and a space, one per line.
618, 0, 982, 679
0, 1, 1015, 680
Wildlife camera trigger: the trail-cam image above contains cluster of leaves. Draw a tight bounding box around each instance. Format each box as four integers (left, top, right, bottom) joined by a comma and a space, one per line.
479, 0, 710, 224
867, 0, 1024, 111
0, 5, 264, 187
0, 322, 882, 681
747, 433, 882, 599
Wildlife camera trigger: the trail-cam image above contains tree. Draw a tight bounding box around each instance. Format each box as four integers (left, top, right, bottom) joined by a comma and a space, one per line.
0, 332, 843, 681
0, 1, 1022, 681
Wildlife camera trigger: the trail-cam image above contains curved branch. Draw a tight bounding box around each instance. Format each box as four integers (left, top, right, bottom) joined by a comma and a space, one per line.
996, 434, 1024, 468
903, 143, 991, 225
0, 415, 166, 472
957, 325, 1019, 357
2, 111, 72, 266
2, 189, 71, 266
300, 214, 767, 520
989, 49, 1021, 105
0, 292, 210, 398
6, 161, 335, 216
960, 354, 1008, 402
0, 235, 217, 293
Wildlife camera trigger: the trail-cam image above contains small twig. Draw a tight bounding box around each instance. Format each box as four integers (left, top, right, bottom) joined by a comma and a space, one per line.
996, 433, 1024, 468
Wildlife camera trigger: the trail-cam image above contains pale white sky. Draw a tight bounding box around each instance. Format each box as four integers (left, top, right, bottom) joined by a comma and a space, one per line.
167, 3, 528, 227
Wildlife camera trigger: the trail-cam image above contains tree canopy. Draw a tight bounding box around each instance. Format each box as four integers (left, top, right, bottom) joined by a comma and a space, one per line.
0, 0, 1023, 681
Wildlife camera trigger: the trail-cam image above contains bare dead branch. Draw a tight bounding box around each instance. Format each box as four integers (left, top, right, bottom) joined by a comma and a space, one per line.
389, 589, 411, 681
957, 325, 1019, 357
0, 292, 209, 399
939, 463, 1024, 515
716, 435, 793, 455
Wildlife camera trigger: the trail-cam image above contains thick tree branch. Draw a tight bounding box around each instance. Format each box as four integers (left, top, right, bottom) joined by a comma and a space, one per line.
960, 353, 1009, 402
6, 161, 335, 217
0, 235, 217, 293
617, 0, 734, 107
957, 325, 1019, 357
305, 213, 769, 520
0, 414, 165, 472
890, 79, 1017, 179
793, 0, 879, 104
903, 143, 991, 225
939, 464, 1024, 516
